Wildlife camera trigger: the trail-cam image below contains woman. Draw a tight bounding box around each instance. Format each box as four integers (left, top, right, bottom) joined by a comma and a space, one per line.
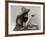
14, 7, 30, 31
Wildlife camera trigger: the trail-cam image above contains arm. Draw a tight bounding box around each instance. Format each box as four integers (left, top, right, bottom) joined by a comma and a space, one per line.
16, 16, 21, 25
26, 17, 31, 25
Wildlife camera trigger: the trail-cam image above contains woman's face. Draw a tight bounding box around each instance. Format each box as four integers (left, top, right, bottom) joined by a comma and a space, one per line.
22, 7, 26, 13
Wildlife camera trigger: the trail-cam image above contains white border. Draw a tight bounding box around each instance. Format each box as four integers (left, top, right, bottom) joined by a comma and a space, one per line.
8, 3, 43, 34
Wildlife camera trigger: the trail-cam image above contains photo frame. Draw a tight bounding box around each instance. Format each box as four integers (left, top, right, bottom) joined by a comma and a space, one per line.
5, 1, 45, 36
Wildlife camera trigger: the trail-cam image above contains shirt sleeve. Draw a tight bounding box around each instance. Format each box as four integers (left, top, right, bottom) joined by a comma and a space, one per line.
16, 16, 21, 25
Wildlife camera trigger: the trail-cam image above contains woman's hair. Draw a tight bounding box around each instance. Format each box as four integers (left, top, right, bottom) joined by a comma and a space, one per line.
21, 7, 30, 14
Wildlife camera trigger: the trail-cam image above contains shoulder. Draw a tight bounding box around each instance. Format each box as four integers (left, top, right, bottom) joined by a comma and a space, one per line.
16, 15, 21, 22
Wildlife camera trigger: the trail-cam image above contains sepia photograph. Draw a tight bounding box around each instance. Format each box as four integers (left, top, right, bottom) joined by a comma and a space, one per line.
12, 6, 40, 31
7, 1, 45, 35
